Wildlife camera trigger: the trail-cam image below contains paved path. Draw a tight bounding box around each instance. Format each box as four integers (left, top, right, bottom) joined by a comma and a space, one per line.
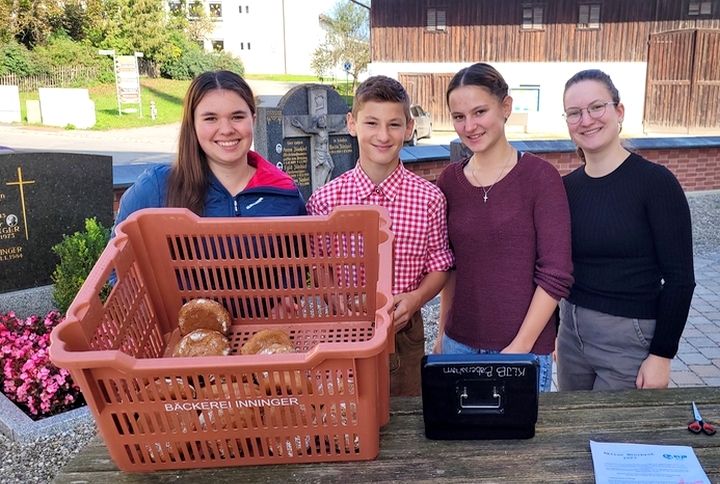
674, 250, 720, 387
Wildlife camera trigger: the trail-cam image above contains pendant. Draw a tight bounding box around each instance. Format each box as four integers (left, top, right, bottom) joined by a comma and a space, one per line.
483, 193, 488, 202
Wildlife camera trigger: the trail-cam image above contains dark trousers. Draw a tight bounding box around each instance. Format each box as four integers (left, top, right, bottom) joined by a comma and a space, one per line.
389, 310, 425, 397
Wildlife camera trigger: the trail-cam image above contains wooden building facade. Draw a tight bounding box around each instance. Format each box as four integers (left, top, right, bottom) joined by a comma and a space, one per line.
369, 0, 720, 134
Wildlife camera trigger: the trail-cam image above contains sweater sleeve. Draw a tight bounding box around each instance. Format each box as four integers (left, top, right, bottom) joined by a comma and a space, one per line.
423, 190, 455, 274
532, 159, 574, 301
645, 165, 696, 358
113, 165, 166, 237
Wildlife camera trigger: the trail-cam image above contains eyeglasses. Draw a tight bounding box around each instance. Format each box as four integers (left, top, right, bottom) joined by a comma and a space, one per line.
563, 102, 618, 124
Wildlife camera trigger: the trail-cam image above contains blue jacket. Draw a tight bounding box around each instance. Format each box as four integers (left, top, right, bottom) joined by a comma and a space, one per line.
114, 152, 306, 230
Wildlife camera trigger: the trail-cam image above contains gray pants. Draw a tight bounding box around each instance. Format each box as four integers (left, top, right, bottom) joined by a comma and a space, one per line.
556, 299, 656, 391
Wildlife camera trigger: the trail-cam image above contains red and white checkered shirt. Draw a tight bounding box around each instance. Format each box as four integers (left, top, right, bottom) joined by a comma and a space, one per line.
306, 162, 454, 295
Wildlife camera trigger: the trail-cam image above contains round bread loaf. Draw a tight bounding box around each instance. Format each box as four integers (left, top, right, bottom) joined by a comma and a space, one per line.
240, 329, 294, 355
172, 328, 231, 357
257, 343, 295, 355
178, 298, 231, 336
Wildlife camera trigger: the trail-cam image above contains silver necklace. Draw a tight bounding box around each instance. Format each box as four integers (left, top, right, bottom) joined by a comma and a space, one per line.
470, 149, 515, 202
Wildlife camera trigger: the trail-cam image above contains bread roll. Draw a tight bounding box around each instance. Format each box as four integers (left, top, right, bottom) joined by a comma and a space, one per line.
172, 329, 231, 357
178, 298, 231, 336
240, 329, 294, 355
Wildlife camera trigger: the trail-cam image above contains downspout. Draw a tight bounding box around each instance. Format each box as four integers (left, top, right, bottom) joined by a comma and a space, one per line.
281, 0, 287, 74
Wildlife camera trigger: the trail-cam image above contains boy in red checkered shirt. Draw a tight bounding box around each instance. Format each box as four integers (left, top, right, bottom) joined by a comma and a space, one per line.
306, 76, 454, 396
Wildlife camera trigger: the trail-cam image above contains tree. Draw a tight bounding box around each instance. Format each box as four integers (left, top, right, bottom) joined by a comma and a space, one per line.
2, 0, 64, 47
311, 0, 370, 92
90, 0, 170, 61
0, 0, 13, 43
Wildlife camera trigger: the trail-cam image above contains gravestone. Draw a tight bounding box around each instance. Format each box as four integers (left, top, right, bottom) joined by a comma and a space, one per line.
450, 139, 472, 163
0, 85, 21, 123
0, 152, 113, 293
254, 84, 359, 201
38, 88, 96, 129
26, 100, 41, 124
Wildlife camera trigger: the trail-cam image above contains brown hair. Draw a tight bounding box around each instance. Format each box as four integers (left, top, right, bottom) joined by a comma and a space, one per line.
446, 62, 509, 106
166, 70, 256, 215
352, 75, 411, 121
563, 69, 621, 163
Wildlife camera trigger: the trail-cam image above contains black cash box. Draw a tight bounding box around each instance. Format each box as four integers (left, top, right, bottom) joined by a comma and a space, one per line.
421, 354, 539, 440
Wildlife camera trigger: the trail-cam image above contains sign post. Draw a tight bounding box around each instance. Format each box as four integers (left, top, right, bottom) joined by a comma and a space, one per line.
99, 50, 143, 117
343, 61, 351, 103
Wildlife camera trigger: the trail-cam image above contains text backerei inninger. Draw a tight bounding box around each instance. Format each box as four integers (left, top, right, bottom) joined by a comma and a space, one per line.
164, 397, 300, 412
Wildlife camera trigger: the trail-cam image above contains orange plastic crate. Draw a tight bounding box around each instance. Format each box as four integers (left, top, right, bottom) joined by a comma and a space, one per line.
50, 207, 394, 472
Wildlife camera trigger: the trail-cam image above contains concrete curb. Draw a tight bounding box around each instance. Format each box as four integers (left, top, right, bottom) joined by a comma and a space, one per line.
0, 391, 92, 443
0, 285, 93, 443
0, 285, 57, 319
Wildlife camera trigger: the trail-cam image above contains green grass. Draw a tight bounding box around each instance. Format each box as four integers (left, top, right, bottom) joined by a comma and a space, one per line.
93, 78, 191, 129
15, 75, 348, 130
19, 78, 191, 130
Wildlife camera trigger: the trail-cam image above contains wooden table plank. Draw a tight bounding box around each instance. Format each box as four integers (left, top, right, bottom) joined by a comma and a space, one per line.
53, 387, 720, 483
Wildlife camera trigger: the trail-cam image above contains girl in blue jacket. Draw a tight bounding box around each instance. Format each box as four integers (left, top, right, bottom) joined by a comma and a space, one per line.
114, 70, 306, 228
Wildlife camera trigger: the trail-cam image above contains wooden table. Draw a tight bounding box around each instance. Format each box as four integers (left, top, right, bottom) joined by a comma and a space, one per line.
53, 387, 720, 483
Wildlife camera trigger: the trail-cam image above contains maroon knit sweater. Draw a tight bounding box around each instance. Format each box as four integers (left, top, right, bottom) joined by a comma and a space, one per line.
436, 152, 573, 355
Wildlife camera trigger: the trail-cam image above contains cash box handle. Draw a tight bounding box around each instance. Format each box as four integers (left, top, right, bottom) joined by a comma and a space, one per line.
459, 385, 502, 409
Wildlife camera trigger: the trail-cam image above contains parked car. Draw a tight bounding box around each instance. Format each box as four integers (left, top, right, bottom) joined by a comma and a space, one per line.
407, 104, 432, 146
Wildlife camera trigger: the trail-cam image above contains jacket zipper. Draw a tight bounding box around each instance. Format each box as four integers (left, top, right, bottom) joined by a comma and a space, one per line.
234, 199, 239, 216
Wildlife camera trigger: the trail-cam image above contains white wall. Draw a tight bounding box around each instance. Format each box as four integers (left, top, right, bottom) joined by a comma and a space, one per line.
205, 0, 334, 75
368, 62, 648, 136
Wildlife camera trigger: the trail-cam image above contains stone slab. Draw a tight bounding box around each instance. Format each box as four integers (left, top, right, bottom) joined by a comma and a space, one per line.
0, 284, 56, 318
38, 88, 96, 129
26, 99, 41, 124
0, 85, 21, 123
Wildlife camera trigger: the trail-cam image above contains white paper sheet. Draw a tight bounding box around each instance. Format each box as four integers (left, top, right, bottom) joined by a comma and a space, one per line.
590, 441, 710, 484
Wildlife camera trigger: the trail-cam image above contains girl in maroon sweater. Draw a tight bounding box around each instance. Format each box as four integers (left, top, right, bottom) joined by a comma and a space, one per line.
434, 63, 574, 392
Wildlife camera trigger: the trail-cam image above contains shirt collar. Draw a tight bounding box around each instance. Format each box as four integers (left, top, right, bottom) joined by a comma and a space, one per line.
352, 161, 405, 202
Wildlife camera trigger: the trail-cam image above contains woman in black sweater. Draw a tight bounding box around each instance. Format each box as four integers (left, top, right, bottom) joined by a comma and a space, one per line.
557, 69, 696, 390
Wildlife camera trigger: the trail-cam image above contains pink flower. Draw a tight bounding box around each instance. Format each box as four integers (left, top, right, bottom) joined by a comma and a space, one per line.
0, 312, 83, 417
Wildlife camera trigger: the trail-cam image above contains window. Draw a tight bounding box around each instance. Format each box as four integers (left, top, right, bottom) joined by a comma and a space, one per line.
209, 2, 222, 18
188, 1, 202, 18
240, 43, 244, 50
522, 5, 544, 30
427, 8, 447, 31
246, 5, 249, 13
510, 86, 540, 112
239, 5, 242, 13
578, 4, 601, 29
247, 42, 251, 50
212, 40, 224, 52
168, 1, 181, 14
688, 1, 712, 16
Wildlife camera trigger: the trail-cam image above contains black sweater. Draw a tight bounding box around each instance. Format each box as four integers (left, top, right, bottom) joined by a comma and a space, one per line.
563, 153, 696, 358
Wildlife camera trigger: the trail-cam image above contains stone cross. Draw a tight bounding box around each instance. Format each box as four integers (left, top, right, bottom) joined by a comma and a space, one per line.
283, 88, 348, 192
254, 84, 359, 202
